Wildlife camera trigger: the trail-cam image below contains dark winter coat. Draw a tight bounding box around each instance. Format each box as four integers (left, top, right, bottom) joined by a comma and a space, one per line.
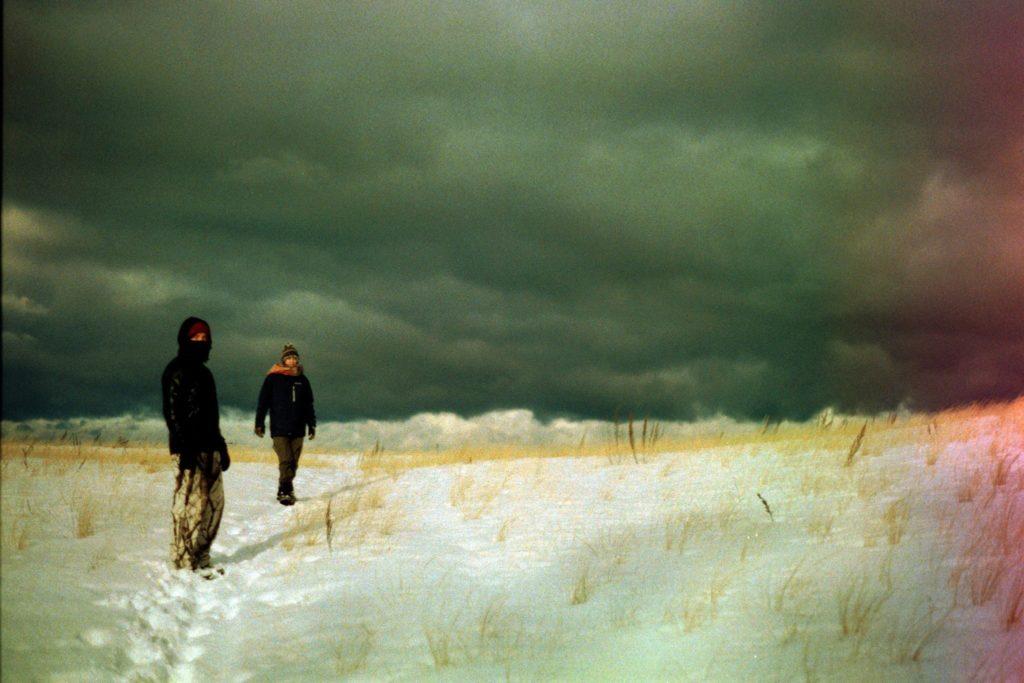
162, 317, 228, 458
255, 371, 316, 438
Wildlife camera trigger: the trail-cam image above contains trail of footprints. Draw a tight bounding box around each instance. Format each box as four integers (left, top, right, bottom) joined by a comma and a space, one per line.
110, 565, 238, 681
111, 508, 284, 681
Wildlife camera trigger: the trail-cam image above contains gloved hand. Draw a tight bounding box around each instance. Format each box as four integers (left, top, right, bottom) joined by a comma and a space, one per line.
220, 445, 231, 472
195, 451, 217, 477
255, 426, 265, 438
308, 428, 315, 441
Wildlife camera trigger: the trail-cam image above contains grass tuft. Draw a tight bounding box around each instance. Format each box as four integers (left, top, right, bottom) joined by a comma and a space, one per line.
1001, 570, 1024, 631
882, 599, 952, 664
3, 514, 31, 551
570, 561, 593, 605
423, 622, 455, 669
663, 509, 708, 553
837, 574, 893, 652
882, 496, 910, 545
495, 517, 515, 543
69, 486, 98, 539
333, 623, 374, 676
844, 424, 867, 467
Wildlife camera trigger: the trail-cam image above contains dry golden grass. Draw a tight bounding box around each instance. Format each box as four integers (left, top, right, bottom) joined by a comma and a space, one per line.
1001, 570, 1024, 632
357, 442, 406, 480
670, 592, 712, 633
949, 493, 1023, 612
461, 595, 524, 665
861, 521, 888, 549
362, 484, 388, 510
801, 471, 838, 497
333, 623, 375, 676
665, 567, 734, 633
967, 557, 1005, 607
449, 473, 474, 508
856, 469, 893, 501
844, 424, 868, 467
987, 437, 1021, 488
281, 479, 399, 552
707, 568, 735, 615
417, 594, 525, 670
879, 598, 952, 665
495, 517, 515, 543
569, 561, 593, 605
882, 496, 911, 546
580, 527, 637, 568
282, 504, 324, 550
423, 620, 456, 669
87, 540, 117, 571
2, 512, 31, 552
333, 482, 392, 520
769, 557, 812, 615
806, 507, 836, 542
449, 469, 509, 520
659, 458, 677, 478
837, 573, 894, 654
4, 395, 1019, 480
663, 509, 710, 553
955, 466, 984, 504
376, 506, 403, 537
715, 498, 741, 532
0, 439, 349, 473
0, 463, 158, 547
64, 483, 99, 539
983, 493, 1023, 558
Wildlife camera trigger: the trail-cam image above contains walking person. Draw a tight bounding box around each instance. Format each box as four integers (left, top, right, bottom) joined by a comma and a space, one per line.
255, 344, 316, 505
161, 316, 230, 574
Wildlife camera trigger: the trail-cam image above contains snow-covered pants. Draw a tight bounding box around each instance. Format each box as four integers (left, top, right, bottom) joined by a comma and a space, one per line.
170, 452, 224, 570
272, 436, 304, 494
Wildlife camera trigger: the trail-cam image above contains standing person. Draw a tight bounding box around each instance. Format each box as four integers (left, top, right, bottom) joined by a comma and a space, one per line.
255, 344, 316, 506
161, 316, 230, 574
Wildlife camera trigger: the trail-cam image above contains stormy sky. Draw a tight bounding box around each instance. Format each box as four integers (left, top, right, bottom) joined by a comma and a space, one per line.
3, 2, 1022, 423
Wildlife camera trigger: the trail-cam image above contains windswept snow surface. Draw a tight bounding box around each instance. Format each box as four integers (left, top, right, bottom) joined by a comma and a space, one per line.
2, 420, 1022, 681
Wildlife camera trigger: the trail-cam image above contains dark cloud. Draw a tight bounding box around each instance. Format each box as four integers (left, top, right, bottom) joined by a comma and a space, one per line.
3, 1, 1022, 421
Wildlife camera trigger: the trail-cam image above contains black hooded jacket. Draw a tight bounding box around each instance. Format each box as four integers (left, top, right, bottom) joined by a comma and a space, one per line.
161, 317, 228, 457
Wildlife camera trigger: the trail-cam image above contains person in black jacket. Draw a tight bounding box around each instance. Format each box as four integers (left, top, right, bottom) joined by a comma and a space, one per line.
255, 344, 316, 505
161, 316, 230, 573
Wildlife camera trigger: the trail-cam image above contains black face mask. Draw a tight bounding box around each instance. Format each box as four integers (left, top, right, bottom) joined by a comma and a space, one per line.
181, 339, 211, 364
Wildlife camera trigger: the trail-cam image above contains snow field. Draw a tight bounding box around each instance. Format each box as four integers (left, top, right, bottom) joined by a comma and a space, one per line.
1, 406, 1022, 681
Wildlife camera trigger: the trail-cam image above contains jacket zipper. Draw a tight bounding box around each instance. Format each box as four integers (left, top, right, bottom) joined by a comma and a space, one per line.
292, 384, 296, 403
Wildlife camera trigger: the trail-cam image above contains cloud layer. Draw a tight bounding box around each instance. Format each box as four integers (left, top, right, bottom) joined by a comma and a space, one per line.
4, 2, 1022, 421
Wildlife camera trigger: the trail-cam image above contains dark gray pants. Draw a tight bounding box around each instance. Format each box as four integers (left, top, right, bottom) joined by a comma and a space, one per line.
272, 436, 304, 493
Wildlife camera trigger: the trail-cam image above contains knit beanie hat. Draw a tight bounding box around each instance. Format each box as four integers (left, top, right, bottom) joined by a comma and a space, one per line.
281, 344, 299, 362
187, 321, 211, 339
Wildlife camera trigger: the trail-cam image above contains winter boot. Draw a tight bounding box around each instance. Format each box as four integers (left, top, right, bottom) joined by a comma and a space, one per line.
277, 487, 296, 506
198, 566, 225, 580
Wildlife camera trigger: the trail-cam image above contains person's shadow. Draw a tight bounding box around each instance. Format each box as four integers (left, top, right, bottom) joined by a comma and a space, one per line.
219, 475, 392, 566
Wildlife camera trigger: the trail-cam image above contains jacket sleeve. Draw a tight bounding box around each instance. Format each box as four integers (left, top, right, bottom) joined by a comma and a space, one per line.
256, 376, 272, 428
305, 378, 316, 431
162, 367, 190, 455
209, 373, 227, 454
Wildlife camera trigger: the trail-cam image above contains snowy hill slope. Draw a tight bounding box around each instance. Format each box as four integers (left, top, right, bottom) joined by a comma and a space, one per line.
2, 405, 1022, 681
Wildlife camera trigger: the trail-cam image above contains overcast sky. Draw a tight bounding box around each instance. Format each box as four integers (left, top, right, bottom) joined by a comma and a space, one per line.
3, 1, 1022, 423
